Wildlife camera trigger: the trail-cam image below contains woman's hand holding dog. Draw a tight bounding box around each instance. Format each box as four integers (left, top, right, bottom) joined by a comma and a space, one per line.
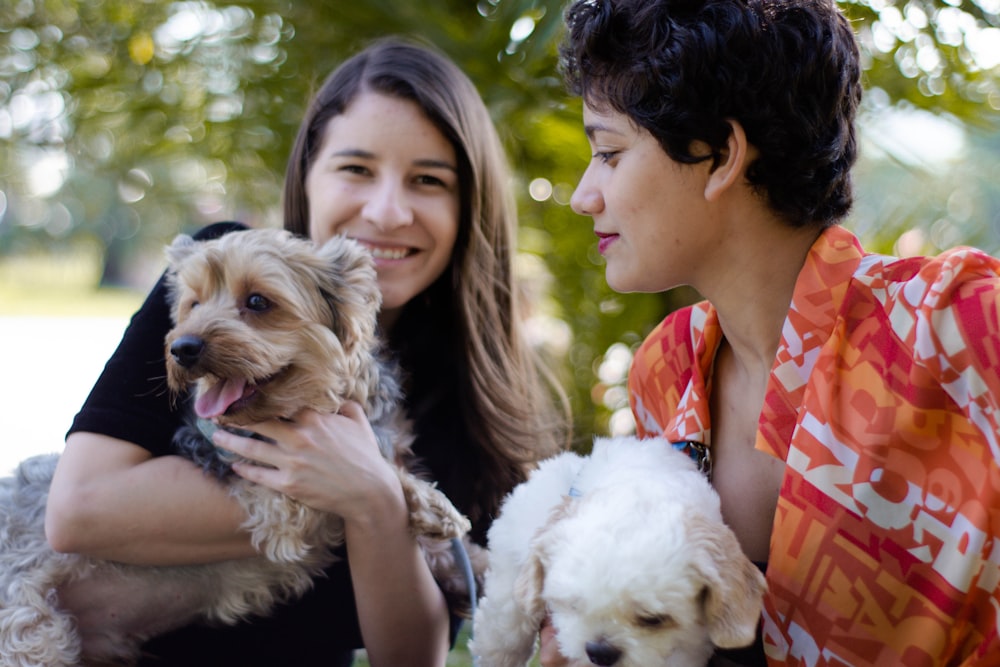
215, 401, 404, 521
214, 401, 452, 666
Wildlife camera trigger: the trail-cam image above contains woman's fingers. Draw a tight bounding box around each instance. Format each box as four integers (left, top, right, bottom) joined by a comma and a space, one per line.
336, 400, 366, 421
214, 401, 396, 516
212, 427, 280, 468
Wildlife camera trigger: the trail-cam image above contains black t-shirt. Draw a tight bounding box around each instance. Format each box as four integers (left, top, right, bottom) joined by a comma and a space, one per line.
68, 222, 465, 665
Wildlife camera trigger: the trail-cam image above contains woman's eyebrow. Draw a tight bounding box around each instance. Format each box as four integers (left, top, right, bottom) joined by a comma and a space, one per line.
584, 122, 620, 140
330, 148, 375, 159
329, 149, 455, 171
413, 158, 457, 172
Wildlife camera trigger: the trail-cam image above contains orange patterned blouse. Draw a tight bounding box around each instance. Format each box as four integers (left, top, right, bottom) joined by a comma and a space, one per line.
628, 224, 1000, 666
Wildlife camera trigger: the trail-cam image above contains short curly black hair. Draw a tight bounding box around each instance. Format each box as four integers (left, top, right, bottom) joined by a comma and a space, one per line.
560, 0, 862, 227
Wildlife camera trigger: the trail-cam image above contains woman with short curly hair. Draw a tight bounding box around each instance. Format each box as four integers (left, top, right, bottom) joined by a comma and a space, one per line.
546, 1, 1000, 665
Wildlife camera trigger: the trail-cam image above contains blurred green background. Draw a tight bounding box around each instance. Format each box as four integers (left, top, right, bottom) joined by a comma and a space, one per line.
2, 0, 1000, 448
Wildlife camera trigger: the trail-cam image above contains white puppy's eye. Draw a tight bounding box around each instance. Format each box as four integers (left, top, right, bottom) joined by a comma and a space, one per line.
635, 612, 676, 629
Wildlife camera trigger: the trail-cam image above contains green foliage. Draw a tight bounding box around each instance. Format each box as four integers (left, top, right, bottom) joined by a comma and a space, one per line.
842, 0, 1000, 124
2, 0, 999, 441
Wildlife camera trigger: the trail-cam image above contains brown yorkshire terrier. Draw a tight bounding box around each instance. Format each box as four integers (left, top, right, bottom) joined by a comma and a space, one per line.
0, 228, 476, 667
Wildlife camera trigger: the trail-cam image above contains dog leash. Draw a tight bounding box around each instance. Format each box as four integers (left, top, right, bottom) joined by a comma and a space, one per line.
451, 536, 478, 621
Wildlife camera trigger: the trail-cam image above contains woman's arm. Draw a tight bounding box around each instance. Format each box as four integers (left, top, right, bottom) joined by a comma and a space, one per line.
343, 464, 450, 667
45, 432, 255, 565
46, 222, 257, 565
218, 402, 450, 666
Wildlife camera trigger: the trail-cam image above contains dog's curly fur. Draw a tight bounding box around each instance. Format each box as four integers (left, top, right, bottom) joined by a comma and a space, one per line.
0, 228, 475, 667
470, 436, 768, 667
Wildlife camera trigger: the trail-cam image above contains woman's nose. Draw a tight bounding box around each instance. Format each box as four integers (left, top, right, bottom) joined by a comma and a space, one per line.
570, 167, 603, 216
362, 180, 414, 230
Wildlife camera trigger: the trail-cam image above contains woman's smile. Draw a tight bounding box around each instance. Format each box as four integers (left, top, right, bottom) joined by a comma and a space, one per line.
354, 240, 416, 262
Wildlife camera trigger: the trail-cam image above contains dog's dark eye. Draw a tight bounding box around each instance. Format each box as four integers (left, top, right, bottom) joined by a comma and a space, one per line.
636, 612, 675, 629
246, 294, 271, 312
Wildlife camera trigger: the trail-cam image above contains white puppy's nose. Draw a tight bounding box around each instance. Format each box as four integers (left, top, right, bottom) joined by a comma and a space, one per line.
585, 639, 622, 666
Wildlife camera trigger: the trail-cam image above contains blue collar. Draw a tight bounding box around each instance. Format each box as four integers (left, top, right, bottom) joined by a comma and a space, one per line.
567, 439, 713, 499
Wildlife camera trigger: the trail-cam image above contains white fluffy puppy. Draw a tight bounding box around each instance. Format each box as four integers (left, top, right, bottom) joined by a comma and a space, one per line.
470, 436, 767, 667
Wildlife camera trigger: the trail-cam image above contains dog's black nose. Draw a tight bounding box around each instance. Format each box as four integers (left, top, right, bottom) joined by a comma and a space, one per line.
170, 334, 206, 368
585, 640, 622, 666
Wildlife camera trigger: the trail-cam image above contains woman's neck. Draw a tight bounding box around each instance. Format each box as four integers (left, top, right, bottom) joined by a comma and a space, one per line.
705, 222, 822, 378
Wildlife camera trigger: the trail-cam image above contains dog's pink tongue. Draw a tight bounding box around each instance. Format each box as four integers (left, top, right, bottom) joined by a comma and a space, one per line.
195, 378, 248, 419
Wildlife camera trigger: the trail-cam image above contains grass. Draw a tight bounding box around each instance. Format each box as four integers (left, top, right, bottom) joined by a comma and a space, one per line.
0, 249, 143, 317
354, 625, 542, 667
355, 626, 478, 667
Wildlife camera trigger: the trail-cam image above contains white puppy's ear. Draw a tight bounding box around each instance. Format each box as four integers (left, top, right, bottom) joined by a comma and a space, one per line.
514, 538, 549, 623
513, 497, 576, 624
688, 514, 768, 649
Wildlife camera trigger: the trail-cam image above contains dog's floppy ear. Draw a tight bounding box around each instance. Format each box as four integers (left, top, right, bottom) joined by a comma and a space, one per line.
164, 234, 201, 322
311, 235, 382, 352
513, 497, 576, 624
687, 513, 768, 649
514, 545, 548, 623
165, 234, 199, 269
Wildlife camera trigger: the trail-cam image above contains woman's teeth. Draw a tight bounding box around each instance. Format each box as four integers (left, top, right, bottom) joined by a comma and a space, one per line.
368, 246, 410, 260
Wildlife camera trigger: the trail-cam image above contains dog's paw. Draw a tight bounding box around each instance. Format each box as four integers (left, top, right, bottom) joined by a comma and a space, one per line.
398, 472, 471, 540
418, 503, 471, 541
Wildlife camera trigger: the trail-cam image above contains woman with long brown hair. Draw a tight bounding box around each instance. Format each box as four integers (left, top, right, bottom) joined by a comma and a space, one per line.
46, 37, 567, 667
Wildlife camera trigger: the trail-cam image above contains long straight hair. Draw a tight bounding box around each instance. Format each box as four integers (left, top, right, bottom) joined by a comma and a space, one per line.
283, 37, 568, 536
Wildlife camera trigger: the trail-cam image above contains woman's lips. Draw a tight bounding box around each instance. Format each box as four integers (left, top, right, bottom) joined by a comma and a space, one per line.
595, 231, 619, 255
